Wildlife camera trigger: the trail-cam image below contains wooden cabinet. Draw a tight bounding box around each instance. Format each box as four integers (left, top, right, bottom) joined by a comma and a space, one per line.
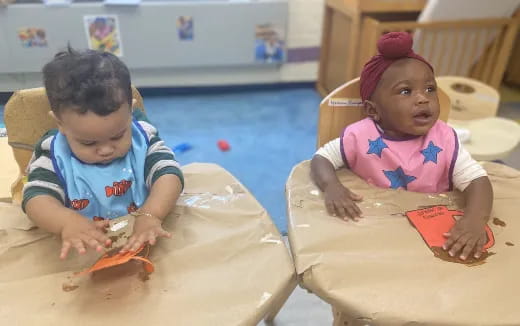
317, 0, 426, 96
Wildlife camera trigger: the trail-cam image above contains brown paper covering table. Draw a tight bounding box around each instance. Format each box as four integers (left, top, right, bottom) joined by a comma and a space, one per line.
0, 163, 296, 325
286, 160, 520, 325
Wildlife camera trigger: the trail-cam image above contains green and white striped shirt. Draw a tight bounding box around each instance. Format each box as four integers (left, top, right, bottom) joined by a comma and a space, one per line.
22, 110, 184, 212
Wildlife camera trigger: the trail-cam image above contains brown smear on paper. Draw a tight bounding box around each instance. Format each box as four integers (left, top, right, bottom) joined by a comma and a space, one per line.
492, 217, 506, 227
108, 232, 127, 248
506, 242, 515, 246
431, 246, 495, 266
62, 283, 79, 292
139, 270, 150, 282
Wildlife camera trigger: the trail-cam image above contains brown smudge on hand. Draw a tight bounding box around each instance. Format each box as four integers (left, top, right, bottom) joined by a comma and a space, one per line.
431, 246, 495, 266
506, 242, 515, 246
492, 217, 506, 227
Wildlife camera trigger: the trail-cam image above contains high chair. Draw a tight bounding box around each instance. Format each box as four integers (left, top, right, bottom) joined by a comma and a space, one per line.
316, 77, 452, 148
3, 86, 145, 204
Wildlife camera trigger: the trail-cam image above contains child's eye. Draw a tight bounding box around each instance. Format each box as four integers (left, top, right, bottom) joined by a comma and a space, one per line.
110, 134, 124, 141
80, 141, 95, 146
110, 130, 126, 141
426, 86, 437, 92
399, 88, 411, 95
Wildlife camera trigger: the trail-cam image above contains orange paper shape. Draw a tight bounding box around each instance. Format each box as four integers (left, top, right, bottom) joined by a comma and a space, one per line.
76, 245, 154, 277
406, 206, 494, 250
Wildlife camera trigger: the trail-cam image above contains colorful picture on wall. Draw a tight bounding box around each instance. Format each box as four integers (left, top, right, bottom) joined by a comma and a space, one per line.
255, 24, 285, 63
17, 28, 48, 48
177, 16, 194, 41
84, 15, 123, 56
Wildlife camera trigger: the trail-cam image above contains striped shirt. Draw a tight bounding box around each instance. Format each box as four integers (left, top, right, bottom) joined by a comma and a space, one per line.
22, 110, 184, 215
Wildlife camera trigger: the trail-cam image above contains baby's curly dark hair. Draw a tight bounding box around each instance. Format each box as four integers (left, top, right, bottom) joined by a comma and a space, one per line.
43, 46, 132, 117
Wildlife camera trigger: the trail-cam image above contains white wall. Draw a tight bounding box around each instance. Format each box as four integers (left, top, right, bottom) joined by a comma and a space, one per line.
0, 0, 325, 91
280, 0, 324, 82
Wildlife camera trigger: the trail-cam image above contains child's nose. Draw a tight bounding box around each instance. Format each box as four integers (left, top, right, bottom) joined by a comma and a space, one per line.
97, 145, 114, 157
416, 92, 430, 104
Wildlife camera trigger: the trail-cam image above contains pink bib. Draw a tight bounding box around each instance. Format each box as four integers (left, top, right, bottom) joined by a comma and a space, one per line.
340, 118, 458, 193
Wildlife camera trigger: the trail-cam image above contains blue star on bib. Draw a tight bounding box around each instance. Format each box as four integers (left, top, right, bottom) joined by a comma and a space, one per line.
383, 167, 416, 190
367, 137, 388, 158
421, 141, 443, 164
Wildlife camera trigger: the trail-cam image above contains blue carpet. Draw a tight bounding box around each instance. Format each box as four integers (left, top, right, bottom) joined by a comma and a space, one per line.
143, 88, 321, 234
1, 88, 321, 234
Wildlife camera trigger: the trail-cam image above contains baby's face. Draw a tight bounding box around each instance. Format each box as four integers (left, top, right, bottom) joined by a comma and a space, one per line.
370, 58, 440, 138
57, 103, 133, 165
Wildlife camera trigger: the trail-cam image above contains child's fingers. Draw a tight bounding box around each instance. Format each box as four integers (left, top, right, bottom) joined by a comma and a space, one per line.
87, 229, 110, 247
71, 239, 87, 255
325, 201, 336, 216
148, 233, 158, 245
60, 241, 72, 260
81, 235, 103, 252
130, 235, 147, 252
448, 233, 471, 257
473, 237, 487, 258
332, 202, 346, 218
157, 228, 171, 238
350, 202, 363, 218
442, 228, 462, 250
345, 206, 359, 221
459, 237, 478, 260
120, 236, 136, 252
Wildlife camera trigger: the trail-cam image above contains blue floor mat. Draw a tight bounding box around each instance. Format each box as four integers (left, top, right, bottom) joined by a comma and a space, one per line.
143, 88, 321, 234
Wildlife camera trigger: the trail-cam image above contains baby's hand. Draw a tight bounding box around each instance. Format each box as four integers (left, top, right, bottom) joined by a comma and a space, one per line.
323, 183, 363, 221
60, 217, 111, 259
120, 215, 171, 253
443, 215, 488, 260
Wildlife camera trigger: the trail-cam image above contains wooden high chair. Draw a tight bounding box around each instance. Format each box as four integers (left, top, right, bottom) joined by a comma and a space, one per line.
316, 77, 452, 148
3, 86, 145, 203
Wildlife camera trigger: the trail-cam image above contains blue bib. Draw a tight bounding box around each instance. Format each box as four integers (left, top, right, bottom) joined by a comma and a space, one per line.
51, 120, 149, 220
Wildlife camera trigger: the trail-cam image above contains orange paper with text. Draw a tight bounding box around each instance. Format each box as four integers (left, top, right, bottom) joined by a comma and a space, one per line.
406, 206, 494, 250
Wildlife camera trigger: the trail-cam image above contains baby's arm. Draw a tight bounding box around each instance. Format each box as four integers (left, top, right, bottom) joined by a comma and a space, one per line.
26, 196, 110, 259
311, 138, 363, 220
443, 141, 493, 260
122, 174, 182, 252
23, 131, 109, 259
122, 112, 184, 252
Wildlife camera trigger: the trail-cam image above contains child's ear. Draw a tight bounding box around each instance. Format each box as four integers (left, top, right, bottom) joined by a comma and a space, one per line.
48, 111, 65, 133
364, 100, 380, 122
131, 98, 137, 111
48, 110, 60, 125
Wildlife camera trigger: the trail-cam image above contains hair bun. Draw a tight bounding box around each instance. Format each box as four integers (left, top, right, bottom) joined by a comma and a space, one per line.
377, 32, 413, 58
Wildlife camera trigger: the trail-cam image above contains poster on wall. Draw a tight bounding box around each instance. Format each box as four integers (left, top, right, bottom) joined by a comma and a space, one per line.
17, 27, 48, 48
177, 16, 194, 41
255, 24, 285, 63
83, 15, 123, 57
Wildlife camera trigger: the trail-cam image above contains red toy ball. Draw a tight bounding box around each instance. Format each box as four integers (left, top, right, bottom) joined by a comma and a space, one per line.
217, 140, 230, 151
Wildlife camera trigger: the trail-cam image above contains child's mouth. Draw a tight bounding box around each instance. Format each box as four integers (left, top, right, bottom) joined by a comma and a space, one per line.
412, 111, 432, 125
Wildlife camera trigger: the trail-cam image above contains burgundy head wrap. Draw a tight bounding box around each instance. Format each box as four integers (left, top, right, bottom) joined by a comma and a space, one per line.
360, 32, 434, 102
